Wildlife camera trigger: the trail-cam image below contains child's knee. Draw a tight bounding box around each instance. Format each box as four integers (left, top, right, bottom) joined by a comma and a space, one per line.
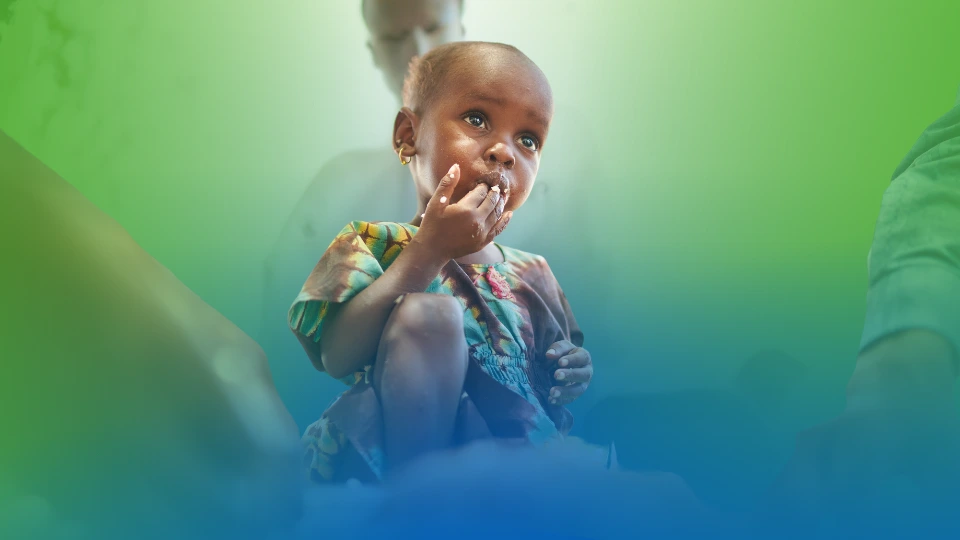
376, 294, 468, 391
383, 294, 465, 346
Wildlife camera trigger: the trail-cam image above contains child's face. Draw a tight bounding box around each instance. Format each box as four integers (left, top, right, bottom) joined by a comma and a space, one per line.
409, 49, 553, 215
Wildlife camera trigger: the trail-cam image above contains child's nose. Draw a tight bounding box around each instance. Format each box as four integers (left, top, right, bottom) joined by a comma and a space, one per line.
484, 141, 515, 169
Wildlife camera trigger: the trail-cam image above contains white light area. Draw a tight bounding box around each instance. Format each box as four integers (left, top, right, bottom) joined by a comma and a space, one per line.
461, 0, 600, 113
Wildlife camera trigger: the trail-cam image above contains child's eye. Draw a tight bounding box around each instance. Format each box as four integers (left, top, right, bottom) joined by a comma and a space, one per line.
464, 113, 486, 128
518, 135, 540, 151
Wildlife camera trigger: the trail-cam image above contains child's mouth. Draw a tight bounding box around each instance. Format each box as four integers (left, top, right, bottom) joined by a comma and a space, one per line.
474, 170, 508, 194
473, 170, 509, 219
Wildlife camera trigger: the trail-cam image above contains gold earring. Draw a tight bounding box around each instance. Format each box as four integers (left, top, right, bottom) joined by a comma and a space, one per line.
397, 144, 412, 165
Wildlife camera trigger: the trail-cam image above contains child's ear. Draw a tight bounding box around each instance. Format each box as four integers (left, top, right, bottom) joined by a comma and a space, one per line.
392, 107, 419, 153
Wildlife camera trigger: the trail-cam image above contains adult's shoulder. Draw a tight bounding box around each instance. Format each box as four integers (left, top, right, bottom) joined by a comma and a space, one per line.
860, 91, 960, 361
889, 91, 960, 181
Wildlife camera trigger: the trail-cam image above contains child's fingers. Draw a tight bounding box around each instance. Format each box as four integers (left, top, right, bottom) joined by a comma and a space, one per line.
555, 348, 591, 369
548, 383, 587, 405
481, 190, 502, 229
459, 183, 490, 209
426, 163, 460, 213
545, 340, 577, 361
478, 186, 501, 213
554, 365, 593, 384
485, 210, 513, 242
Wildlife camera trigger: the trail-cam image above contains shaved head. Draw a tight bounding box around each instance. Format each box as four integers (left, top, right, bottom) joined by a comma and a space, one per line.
402, 41, 548, 114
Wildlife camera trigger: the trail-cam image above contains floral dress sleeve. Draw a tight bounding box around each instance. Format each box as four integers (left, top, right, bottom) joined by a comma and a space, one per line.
288, 221, 417, 385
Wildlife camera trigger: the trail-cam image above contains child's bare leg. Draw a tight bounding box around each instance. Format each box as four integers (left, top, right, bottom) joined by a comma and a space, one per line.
373, 293, 468, 473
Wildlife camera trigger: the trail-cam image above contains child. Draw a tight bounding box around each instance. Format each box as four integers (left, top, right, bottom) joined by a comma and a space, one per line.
289, 41, 593, 483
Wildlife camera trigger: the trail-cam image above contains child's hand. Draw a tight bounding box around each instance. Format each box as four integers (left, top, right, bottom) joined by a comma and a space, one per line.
545, 340, 593, 405
413, 163, 513, 262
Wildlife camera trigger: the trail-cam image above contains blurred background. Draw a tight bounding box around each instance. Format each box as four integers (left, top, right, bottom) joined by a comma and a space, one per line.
2, 0, 959, 511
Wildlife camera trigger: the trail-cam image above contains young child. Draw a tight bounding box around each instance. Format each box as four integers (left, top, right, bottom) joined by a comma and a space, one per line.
289, 41, 593, 483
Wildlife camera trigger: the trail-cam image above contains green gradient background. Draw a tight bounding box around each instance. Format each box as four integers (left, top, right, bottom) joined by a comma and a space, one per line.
2, 0, 960, 515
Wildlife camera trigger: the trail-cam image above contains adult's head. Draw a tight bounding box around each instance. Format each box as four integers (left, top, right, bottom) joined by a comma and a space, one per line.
362, 0, 466, 102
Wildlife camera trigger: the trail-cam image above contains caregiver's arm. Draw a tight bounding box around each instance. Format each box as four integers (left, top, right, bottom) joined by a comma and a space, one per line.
765, 96, 960, 532
0, 129, 302, 538
846, 330, 956, 413
848, 96, 960, 412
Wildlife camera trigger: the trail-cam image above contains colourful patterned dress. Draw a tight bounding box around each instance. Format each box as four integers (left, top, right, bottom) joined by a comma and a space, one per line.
289, 221, 583, 483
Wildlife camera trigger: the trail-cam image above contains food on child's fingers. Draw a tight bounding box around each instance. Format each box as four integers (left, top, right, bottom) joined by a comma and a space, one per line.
428, 163, 461, 207
421, 164, 461, 225
491, 186, 503, 216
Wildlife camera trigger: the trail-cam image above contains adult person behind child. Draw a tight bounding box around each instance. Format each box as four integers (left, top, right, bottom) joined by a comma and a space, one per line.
766, 87, 960, 537
261, 0, 599, 431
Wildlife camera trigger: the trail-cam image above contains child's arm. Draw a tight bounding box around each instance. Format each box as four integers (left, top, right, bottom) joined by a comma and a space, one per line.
317, 239, 448, 379
317, 164, 513, 379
